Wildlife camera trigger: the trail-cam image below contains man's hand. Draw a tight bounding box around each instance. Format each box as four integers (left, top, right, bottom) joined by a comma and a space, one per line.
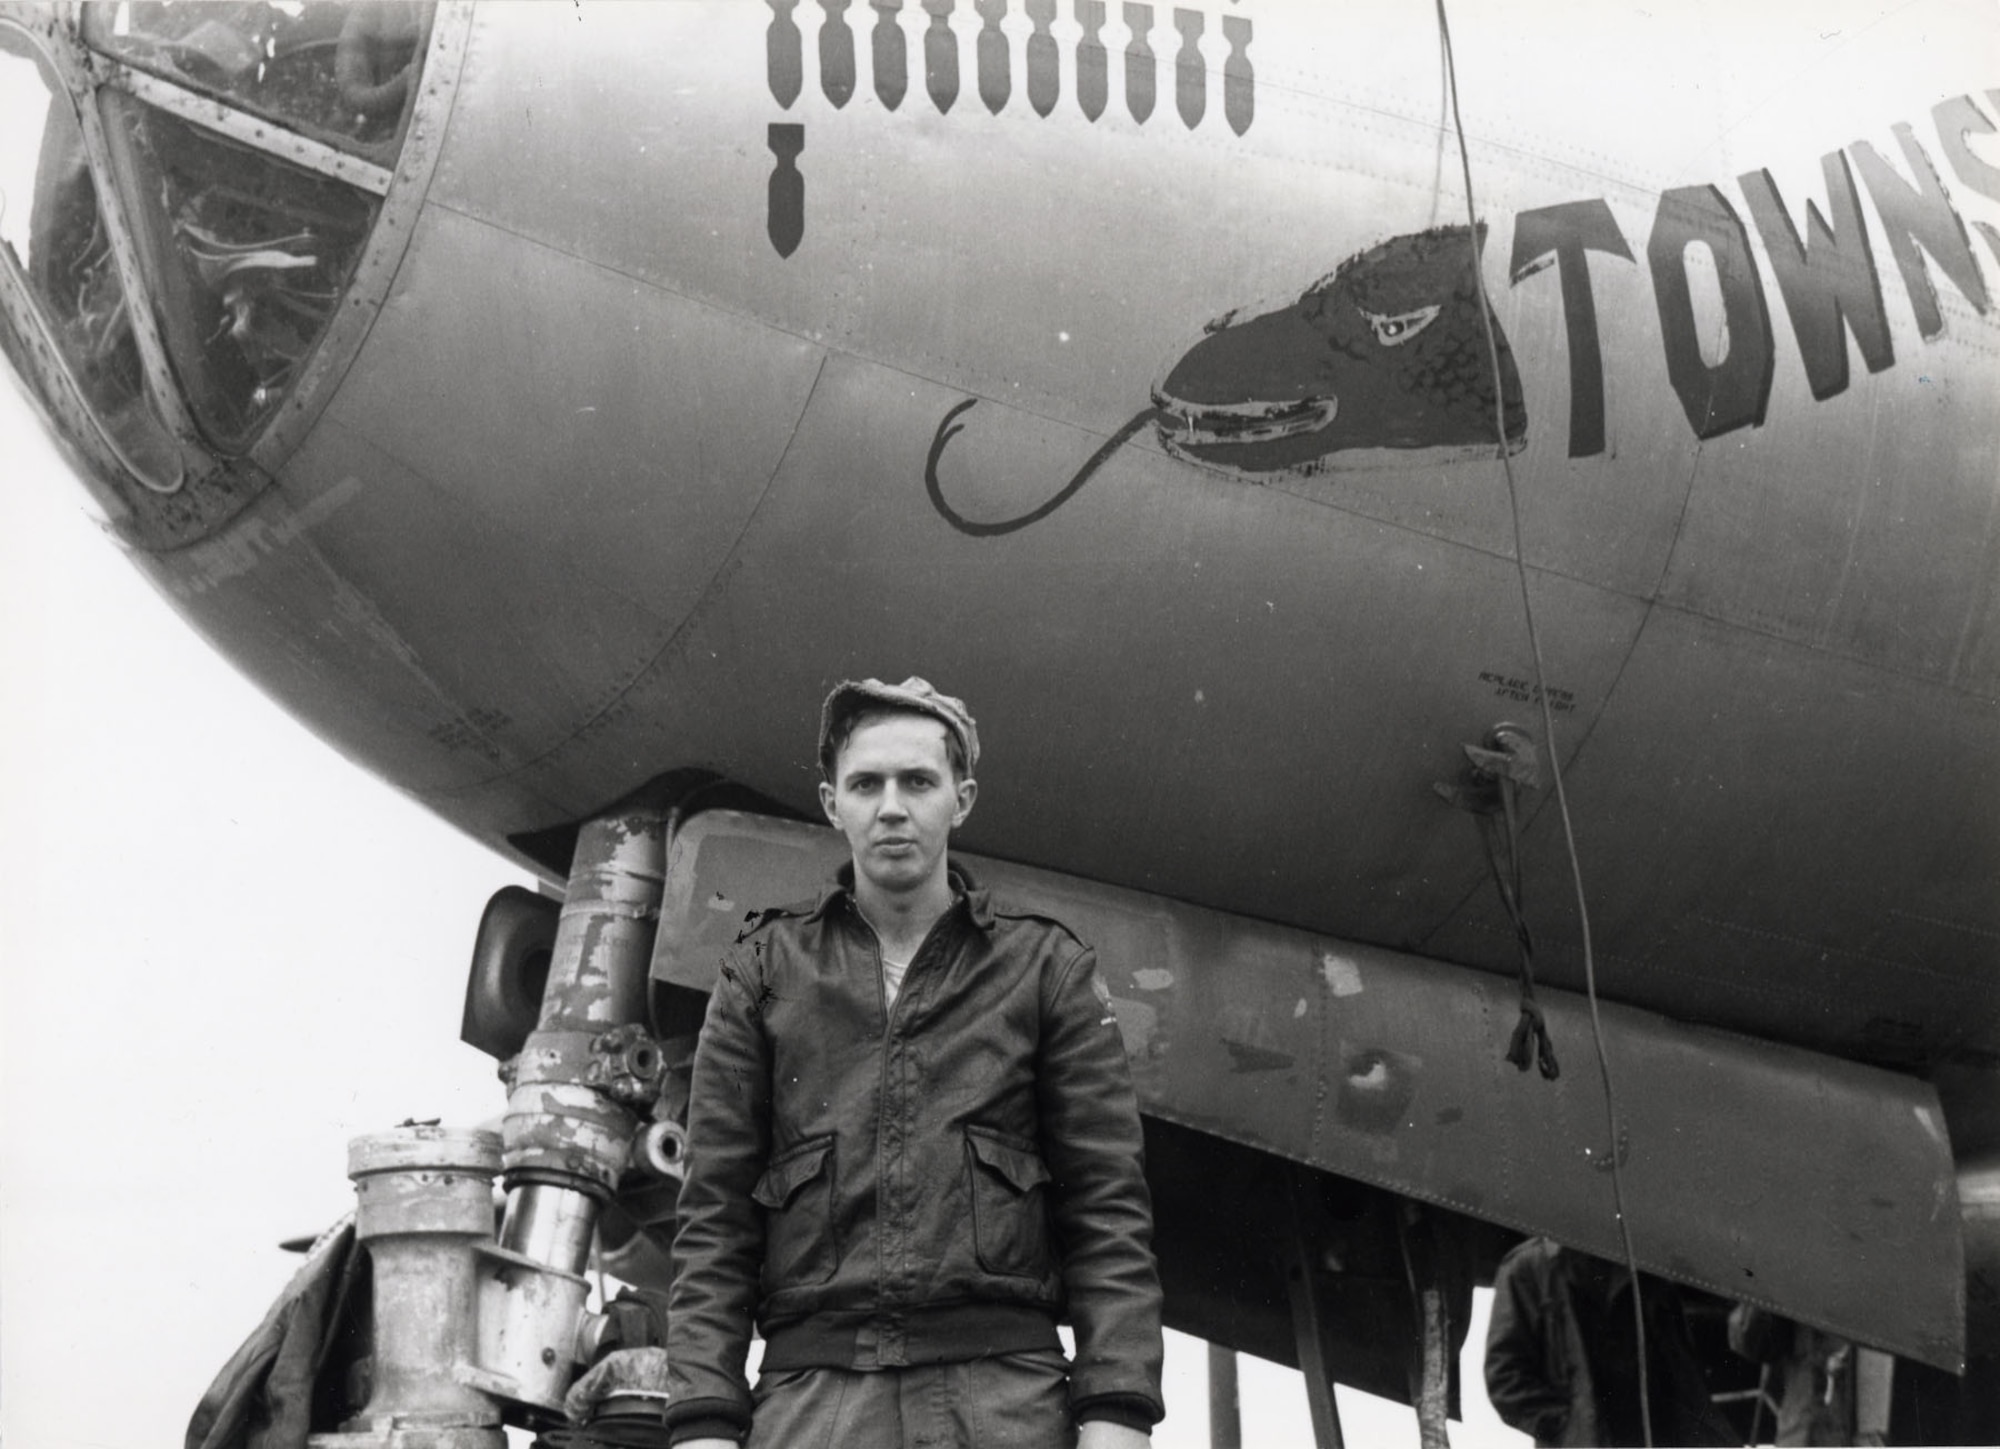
562, 1346, 671, 1422
1078, 1423, 1151, 1449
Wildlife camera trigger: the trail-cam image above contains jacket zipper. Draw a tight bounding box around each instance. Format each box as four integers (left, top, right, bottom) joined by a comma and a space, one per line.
870, 904, 956, 1324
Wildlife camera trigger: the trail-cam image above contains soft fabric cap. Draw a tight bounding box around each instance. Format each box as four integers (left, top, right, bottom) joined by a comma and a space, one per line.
818, 676, 981, 777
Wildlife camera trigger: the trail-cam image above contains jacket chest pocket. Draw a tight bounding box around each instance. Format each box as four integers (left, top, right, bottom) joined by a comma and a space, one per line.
965, 1126, 1054, 1279
753, 1134, 838, 1288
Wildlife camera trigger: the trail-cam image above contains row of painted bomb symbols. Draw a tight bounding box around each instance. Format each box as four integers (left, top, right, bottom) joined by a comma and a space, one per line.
765, 0, 1255, 134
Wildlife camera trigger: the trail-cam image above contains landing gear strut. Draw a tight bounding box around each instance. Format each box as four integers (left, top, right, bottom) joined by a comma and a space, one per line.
304, 809, 678, 1445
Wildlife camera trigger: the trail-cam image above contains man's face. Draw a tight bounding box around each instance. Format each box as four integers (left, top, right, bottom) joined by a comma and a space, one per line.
819, 712, 977, 898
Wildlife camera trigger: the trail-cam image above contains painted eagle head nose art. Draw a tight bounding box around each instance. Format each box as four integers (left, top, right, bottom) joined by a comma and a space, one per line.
1151, 224, 1528, 475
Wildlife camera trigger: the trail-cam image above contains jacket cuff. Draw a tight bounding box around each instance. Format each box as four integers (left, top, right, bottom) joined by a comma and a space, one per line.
1075, 1391, 1164, 1432
663, 1399, 751, 1445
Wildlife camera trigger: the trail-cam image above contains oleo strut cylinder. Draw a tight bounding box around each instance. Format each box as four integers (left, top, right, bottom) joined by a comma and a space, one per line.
308, 1126, 507, 1449
469, 809, 668, 1412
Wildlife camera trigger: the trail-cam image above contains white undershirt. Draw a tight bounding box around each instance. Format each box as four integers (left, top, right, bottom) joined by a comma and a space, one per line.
882, 953, 913, 1009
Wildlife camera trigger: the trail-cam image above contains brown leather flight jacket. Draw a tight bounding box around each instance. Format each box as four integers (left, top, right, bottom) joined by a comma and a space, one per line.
664, 864, 1165, 1442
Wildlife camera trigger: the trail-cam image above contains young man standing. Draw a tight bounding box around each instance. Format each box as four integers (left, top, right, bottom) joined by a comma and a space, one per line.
662, 677, 1164, 1448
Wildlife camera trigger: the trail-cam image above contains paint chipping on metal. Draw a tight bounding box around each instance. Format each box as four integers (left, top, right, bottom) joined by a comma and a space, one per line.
1321, 952, 1363, 996
1914, 1103, 1946, 1145
173, 475, 365, 596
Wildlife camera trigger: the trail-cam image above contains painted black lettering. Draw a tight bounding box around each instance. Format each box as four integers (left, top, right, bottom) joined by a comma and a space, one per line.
1648, 184, 1774, 439
1979, 221, 2000, 272
1509, 199, 1632, 458
1124, 3, 1156, 123
767, 0, 803, 108
1076, 0, 1108, 120
976, 0, 1010, 114
1221, 15, 1252, 136
1740, 153, 1891, 402
1851, 124, 1990, 337
872, 0, 908, 110
768, 123, 805, 257
1931, 94, 2000, 205
923, 0, 958, 113
1173, 9, 1205, 130
819, 0, 856, 107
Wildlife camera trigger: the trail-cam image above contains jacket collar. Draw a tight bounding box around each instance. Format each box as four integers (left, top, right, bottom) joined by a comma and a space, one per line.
807, 858, 995, 932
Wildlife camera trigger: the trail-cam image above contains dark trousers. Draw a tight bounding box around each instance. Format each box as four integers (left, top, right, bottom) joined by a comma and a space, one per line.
748, 1349, 1074, 1449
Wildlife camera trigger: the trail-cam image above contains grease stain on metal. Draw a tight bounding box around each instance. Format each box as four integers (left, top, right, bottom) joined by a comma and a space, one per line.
1222, 1039, 1295, 1074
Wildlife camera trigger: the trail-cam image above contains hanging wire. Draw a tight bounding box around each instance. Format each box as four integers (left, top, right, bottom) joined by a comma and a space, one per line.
1477, 768, 1561, 1080
1429, 2, 1655, 1443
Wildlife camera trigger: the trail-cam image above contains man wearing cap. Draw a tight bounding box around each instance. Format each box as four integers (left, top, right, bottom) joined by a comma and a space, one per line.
660, 677, 1165, 1447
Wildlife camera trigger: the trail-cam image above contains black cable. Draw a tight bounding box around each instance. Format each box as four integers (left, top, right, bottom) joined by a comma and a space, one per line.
1430, 2, 1654, 1443
1479, 780, 1560, 1080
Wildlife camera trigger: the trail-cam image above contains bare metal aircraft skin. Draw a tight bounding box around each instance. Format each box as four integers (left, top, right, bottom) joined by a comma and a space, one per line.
3, 0, 1996, 1401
